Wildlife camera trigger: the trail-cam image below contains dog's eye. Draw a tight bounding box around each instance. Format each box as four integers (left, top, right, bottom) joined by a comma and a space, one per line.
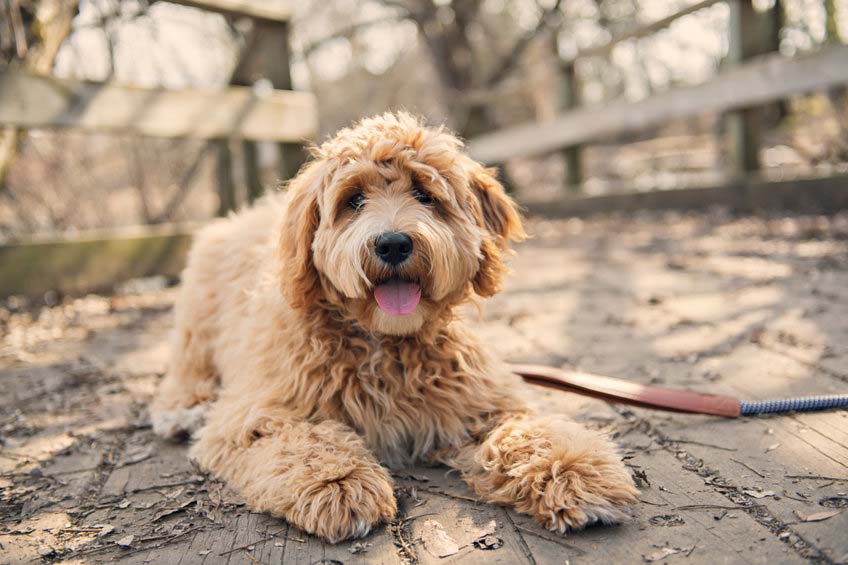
348, 192, 366, 211
412, 186, 433, 205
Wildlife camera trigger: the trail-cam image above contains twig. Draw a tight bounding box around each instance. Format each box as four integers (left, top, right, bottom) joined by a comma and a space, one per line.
119, 526, 209, 559
418, 487, 480, 503
514, 525, 585, 554
639, 498, 668, 507
216, 529, 289, 557
663, 438, 737, 452
403, 511, 438, 522
218, 536, 273, 556
674, 504, 764, 511
730, 458, 766, 478
124, 477, 205, 494
786, 475, 848, 482
484, 0, 564, 88
781, 491, 809, 503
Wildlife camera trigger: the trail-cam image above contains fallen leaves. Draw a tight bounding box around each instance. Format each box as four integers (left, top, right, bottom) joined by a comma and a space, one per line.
419, 520, 460, 557
472, 535, 503, 550
643, 545, 695, 562
742, 489, 776, 499
794, 509, 843, 522
648, 514, 685, 527
115, 535, 134, 547
418, 518, 499, 558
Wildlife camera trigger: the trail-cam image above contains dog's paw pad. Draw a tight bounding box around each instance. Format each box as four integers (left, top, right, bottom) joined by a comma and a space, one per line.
151, 404, 207, 441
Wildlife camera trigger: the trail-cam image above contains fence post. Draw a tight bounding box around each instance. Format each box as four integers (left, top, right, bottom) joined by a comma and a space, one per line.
273, 21, 306, 183
725, 0, 761, 176
229, 20, 306, 204
560, 61, 583, 192
215, 139, 236, 216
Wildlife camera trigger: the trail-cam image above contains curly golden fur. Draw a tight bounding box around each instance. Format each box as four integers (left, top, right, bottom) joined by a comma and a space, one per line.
151, 112, 637, 543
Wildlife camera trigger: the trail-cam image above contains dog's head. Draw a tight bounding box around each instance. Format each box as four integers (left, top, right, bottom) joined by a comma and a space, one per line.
278, 112, 525, 336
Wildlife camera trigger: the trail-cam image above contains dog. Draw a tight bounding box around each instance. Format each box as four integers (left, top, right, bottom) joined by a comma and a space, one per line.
150, 112, 637, 542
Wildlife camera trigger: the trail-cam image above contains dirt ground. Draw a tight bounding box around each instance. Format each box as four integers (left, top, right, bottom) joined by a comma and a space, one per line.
2, 211, 847, 564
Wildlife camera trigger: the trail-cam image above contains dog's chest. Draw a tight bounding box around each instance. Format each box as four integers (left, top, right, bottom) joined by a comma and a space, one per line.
331, 358, 481, 466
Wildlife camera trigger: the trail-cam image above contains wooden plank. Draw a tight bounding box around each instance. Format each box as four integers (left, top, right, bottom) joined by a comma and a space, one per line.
165, 0, 291, 23
0, 223, 196, 297
469, 45, 848, 163
0, 68, 317, 142
725, 0, 763, 175
559, 61, 583, 191
519, 174, 848, 218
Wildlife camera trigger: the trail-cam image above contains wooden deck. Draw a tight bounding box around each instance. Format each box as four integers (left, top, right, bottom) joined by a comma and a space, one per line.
2, 212, 847, 564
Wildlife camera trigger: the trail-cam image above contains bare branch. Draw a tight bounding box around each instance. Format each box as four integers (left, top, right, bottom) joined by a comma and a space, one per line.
484, 0, 564, 88
300, 13, 409, 58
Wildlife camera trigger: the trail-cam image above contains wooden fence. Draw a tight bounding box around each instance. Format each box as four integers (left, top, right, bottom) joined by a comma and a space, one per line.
0, 0, 316, 296
469, 0, 848, 208
2, 0, 847, 297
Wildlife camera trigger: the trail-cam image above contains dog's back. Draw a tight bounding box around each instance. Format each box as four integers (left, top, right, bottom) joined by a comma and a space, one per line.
162, 191, 290, 406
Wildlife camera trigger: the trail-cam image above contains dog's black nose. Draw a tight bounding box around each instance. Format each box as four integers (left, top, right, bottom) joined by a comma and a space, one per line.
375, 232, 413, 265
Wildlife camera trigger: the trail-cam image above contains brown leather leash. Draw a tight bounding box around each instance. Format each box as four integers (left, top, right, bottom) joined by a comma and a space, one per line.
513, 364, 741, 417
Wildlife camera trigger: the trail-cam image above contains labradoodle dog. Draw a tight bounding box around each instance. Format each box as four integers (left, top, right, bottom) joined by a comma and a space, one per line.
150, 112, 637, 543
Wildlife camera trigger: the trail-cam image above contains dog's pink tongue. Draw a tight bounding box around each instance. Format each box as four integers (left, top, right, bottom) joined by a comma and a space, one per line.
374, 280, 421, 316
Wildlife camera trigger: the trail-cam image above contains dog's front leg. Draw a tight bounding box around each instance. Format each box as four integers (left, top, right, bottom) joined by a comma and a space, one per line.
190, 398, 397, 543
440, 413, 638, 532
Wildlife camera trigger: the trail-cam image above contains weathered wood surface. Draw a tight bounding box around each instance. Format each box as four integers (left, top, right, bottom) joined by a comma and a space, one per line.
2, 212, 847, 564
469, 44, 848, 163
0, 68, 317, 142
0, 224, 197, 297
166, 0, 292, 23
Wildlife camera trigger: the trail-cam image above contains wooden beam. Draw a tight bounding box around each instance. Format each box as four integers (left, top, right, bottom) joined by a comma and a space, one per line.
520, 174, 848, 218
165, 0, 291, 23
469, 45, 848, 163
725, 0, 761, 175
0, 224, 197, 297
0, 68, 317, 142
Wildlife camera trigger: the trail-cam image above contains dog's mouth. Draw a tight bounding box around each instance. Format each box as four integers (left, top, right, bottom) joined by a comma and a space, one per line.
374, 277, 421, 316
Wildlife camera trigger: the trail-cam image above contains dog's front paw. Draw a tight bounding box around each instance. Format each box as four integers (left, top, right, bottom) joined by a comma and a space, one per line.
471, 415, 638, 532
151, 404, 208, 441
288, 465, 397, 543
528, 442, 638, 532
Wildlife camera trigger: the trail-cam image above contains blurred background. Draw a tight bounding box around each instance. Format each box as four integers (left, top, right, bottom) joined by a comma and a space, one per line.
3, 5, 848, 562
0, 0, 846, 241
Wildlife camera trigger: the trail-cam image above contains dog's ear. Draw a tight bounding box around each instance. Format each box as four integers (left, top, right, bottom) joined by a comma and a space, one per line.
278, 160, 324, 311
470, 166, 526, 246
468, 165, 526, 297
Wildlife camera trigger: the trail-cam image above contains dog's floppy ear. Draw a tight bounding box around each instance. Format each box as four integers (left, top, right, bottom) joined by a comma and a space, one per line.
468, 164, 526, 297
278, 160, 325, 311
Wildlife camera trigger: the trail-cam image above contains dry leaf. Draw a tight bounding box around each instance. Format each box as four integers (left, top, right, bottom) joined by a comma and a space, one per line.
97, 524, 115, 537
795, 509, 842, 522
765, 443, 780, 453
643, 546, 691, 562
420, 519, 459, 557
349, 541, 370, 554
116, 535, 135, 547
743, 489, 776, 499
473, 535, 503, 550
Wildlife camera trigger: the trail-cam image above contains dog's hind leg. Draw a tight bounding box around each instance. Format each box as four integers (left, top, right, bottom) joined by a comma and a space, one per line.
190, 397, 397, 543
150, 298, 221, 441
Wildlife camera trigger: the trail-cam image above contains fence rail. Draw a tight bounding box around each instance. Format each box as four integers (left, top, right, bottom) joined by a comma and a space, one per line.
0, 68, 316, 141
470, 44, 848, 164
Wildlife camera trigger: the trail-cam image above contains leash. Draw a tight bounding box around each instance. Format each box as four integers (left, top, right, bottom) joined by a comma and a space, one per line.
512, 364, 848, 417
